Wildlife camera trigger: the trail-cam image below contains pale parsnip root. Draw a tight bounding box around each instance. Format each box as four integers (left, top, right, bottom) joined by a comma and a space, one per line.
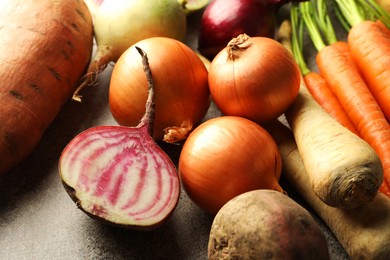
284, 83, 383, 208
265, 120, 390, 260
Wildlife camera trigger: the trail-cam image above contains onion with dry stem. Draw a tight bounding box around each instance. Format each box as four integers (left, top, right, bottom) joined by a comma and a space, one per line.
109, 37, 210, 143
209, 34, 300, 124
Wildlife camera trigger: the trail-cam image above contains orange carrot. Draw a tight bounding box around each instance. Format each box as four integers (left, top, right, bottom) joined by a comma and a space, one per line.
333, 0, 390, 196
279, 6, 384, 208
303, 72, 359, 136
316, 41, 390, 197
298, 0, 390, 196
348, 20, 390, 121
288, 5, 359, 136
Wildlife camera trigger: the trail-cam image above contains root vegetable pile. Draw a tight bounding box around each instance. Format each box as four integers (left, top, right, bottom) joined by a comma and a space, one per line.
290, 0, 390, 196
0, 0, 93, 175
59, 47, 180, 230
4, 0, 390, 258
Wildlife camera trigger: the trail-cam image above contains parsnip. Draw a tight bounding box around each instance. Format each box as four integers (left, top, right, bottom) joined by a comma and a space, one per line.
284, 83, 383, 208
265, 120, 390, 260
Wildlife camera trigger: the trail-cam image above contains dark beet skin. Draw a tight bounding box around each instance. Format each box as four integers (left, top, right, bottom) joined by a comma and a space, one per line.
198, 0, 281, 60
208, 190, 330, 259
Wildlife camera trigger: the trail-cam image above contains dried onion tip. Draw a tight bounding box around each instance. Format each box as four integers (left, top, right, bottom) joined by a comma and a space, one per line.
59, 47, 180, 230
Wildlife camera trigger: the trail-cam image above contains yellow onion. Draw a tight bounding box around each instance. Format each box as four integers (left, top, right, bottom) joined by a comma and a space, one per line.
178, 116, 284, 214
209, 34, 300, 123
109, 37, 211, 143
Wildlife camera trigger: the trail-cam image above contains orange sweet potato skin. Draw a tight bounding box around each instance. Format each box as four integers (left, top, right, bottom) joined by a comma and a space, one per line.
0, 0, 93, 174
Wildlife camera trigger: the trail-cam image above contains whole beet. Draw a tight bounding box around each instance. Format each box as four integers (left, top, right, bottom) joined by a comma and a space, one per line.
208, 189, 330, 259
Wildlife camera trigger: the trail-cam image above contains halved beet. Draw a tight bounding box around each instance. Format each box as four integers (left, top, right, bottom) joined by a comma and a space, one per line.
59, 47, 180, 230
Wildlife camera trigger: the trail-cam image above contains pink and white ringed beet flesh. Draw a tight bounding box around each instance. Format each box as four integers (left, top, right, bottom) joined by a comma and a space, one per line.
59, 47, 180, 230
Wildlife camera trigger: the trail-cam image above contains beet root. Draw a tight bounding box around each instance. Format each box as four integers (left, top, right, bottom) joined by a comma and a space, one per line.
58, 47, 180, 230
208, 189, 330, 259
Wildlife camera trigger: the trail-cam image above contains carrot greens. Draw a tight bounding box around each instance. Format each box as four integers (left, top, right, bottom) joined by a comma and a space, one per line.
301, 0, 390, 196
335, 0, 390, 28
290, 1, 360, 135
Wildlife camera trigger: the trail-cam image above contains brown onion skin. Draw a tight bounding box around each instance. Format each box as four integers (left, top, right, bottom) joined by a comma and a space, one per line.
208, 36, 300, 124
109, 37, 211, 141
178, 116, 283, 215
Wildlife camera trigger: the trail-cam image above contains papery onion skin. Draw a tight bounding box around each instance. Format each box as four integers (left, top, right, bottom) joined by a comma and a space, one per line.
59, 126, 180, 230
209, 35, 300, 124
178, 116, 283, 215
109, 37, 211, 142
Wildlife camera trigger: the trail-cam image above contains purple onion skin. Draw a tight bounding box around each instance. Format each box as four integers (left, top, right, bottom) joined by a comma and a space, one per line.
198, 0, 279, 59
198, 0, 291, 59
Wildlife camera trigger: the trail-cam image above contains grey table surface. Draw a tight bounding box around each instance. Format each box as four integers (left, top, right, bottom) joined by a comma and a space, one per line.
0, 8, 350, 260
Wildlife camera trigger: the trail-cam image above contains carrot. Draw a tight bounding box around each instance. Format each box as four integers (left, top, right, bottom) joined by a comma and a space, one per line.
278, 3, 384, 209
264, 119, 390, 260
288, 6, 360, 136
335, 0, 390, 123
0, 0, 94, 174
320, 41, 390, 197
314, 0, 390, 196
348, 20, 390, 120
303, 72, 359, 136
296, 0, 390, 196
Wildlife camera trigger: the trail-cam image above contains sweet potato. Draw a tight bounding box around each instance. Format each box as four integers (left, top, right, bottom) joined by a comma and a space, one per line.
0, 0, 93, 174
208, 189, 330, 260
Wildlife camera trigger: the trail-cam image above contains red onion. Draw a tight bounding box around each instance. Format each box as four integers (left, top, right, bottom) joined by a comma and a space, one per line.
198, 0, 301, 59
59, 47, 180, 230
